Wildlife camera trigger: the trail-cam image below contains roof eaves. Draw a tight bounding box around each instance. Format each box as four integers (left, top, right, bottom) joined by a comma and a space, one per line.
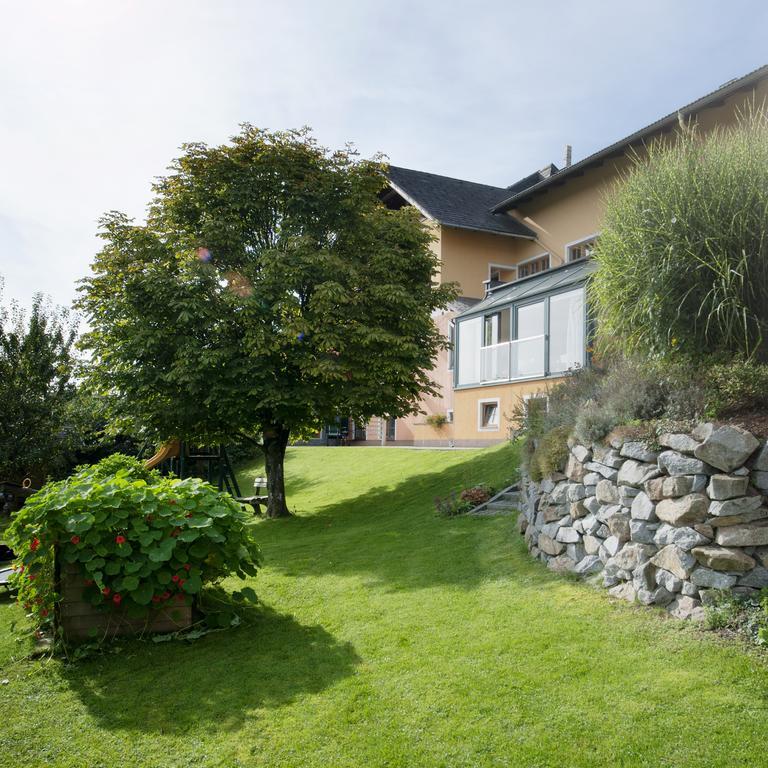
491, 63, 768, 212
385, 179, 437, 222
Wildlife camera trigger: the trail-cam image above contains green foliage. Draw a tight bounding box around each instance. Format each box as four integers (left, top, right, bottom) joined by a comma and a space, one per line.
425, 413, 448, 428
77, 126, 456, 516
0, 286, 78, 482
528, 425, 570, 482
704, 357, 768, 417
591, 106, 768, 361
6, 454, 260, 630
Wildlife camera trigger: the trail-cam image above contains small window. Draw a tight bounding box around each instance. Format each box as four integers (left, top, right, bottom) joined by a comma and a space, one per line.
489, 267, 501, 282
446, 409, 454, 423
448, 323, 455, 370
566, 237, 597, 263
478, 399, 500, 431
518, 254, 550, 279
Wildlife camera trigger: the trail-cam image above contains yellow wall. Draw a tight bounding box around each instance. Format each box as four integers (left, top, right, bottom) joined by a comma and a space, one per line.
439, 227, 525, 298
452, 377, 567, 443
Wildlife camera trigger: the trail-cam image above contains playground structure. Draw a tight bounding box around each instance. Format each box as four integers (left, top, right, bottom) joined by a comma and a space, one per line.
142, 442, 268, 513
142, 441, 242, 496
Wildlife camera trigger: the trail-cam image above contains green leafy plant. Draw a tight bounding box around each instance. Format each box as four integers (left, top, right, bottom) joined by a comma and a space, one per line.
425, 413, 448, 429
591, 105, 768, 362
6, 454, 260, 632
704, 357, 768, 417
434, 492, 471, 517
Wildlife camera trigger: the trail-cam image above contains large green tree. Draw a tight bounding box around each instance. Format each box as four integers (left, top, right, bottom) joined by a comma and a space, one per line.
78, 127, 455, 517
0, 284, 78, 482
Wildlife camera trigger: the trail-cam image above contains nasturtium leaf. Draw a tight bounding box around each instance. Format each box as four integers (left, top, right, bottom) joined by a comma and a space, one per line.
177, 529, 200, 542
120, 575, 139, 591
182, 574, 202, 593
104, 561, 121, 576
156, 570, 172, 585
130, 582, 154, 605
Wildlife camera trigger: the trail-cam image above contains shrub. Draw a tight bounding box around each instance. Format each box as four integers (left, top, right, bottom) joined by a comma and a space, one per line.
704, 358, 768, 416
426, 413, 448, 429
6, 454, 260, 631
591, 106, 768, 362
459, 484, 494, 507
528, 426, 571, 482
434, 492, 471, 517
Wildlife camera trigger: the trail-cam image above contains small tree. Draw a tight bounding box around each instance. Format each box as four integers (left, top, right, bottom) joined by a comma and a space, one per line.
78, 127, 455, 517
0, 284, 79, 482
591, 106, 768, 361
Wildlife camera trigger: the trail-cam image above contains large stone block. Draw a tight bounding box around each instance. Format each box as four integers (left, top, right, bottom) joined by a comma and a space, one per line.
556, 526, 580, 543
706, 508, 768, 527
630, 491, 657, 521
751, 471, 768, 492
542, 505, 569, 523
608, 511, 631, 543
653, 523, 708, 551
658, 433, 701, 454
593, 444, 624, 468
748, 442, 768, 472
584, 462, 619, 481
538, 533, 565, 556
583, 534, 602, 555
651, 545, 696, 580
567, 483, 587, 502
655, 494, 709, 526
667, 596, 705, 621
630, 519, 658, 545
574, 554, 602, 575
709, 496, 762, 517
569, 500, 588, 520
715, 524, 768, 547
655, 568, 683, 593
738, 567, 768, 588
595, 479, 619, 504
618, 459, 661, 488
549, 482, 570, 504
694, 424, 760, 473
658, 451, 711, 477
690, 567, 737, 590
608, 582, 637, 602
621, 441, 658, 463
547, 554, 577, 573
570, 443, 592, 464
707, 474, 750, 500
610, 542, 655, 571
691, 545, 756, 572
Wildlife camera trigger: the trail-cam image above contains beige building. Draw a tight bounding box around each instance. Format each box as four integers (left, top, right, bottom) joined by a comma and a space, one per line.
348, 64, 768, 447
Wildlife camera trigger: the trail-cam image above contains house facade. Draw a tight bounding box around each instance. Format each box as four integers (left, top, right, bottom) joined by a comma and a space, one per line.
353, 64, 768, 447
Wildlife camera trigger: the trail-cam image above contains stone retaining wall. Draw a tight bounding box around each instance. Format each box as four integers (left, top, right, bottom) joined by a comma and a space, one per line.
518, 423, 768, 620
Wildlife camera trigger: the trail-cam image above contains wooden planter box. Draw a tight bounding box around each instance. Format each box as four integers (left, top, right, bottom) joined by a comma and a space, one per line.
57, 561, 193, 641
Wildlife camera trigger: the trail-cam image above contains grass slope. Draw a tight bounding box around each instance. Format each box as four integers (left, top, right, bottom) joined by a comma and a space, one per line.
1, 444, 767, 767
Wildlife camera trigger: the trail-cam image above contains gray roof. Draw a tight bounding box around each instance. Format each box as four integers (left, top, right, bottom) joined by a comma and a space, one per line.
456, 258, 598, 319
492, 63, 768, 212
386, 165, 536, 238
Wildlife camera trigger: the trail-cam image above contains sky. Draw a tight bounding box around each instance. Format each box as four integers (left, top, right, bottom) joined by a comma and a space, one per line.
1, 0, 766, 312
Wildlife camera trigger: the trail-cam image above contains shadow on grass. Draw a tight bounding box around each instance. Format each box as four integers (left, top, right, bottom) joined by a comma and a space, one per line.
256, 445, 522, 592
64, 605, 359, 734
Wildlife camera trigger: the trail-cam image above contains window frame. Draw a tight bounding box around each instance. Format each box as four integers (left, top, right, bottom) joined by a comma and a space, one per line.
564, 233, 599, 264
477, 398, 501, 432
516, 252, 551, 279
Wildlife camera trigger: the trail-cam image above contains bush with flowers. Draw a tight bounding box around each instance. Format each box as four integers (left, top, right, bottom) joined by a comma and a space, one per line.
6, 454, 260, 633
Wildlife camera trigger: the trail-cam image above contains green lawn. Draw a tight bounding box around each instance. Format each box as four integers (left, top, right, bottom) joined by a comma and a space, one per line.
1, 444, 768, 767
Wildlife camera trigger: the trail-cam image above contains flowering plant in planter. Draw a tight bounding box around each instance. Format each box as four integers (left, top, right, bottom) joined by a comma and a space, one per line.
6, 454, 260, 630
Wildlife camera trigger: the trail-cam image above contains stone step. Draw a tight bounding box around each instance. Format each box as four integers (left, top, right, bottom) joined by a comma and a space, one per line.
499, 492, 520, 501
485, 501, 520, 511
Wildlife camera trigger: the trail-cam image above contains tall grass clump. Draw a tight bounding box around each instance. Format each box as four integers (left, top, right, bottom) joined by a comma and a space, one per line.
591, 105, 768, 361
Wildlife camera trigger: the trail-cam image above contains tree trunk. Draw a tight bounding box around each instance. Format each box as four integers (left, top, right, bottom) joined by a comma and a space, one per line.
263, 424, 291, 518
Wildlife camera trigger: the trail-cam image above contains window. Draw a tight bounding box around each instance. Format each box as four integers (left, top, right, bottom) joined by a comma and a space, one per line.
483, 309, 510, 347
457, 316, 483, 386
448, 323, 455, 370
549, 288, 585, 373
446, 409, 454, 423
566, 236, 597, 263
478, 399, 500, 431
514, 300, 546, 378
489, 267, 501, 282
517, 254, 550, 279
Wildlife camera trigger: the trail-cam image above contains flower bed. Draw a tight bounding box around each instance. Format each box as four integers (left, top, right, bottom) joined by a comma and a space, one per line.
7, 454, 260, 642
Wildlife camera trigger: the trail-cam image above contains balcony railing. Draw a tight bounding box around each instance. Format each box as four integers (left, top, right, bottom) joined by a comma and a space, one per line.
480, 334, 546, 383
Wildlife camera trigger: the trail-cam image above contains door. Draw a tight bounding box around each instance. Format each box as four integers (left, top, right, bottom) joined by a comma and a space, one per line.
386, 418, 396, 441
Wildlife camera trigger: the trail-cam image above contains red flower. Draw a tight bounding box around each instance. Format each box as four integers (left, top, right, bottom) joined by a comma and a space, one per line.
171, 574, 180, 583
176, 593, 185, 602
40, 608, 49, 617
161, 591, 171, 600
18, 565, 24, 573
30, 538, 40, 552
178, 579, 185, 588
185, 513, 193, 518
112, 594, 122, 605
115, 535, 126, 545
169, 499, 177, 505
28, 573, 36, 581
151, 595, 161, 604
183, 563, 191, 571
84, 578, 94, 586
170, 527, 180, 538
70, 535, 80, 545
102, 586, 111, 596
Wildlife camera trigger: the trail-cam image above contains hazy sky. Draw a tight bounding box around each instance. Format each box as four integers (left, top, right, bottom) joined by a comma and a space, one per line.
1, 1, 766, 311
